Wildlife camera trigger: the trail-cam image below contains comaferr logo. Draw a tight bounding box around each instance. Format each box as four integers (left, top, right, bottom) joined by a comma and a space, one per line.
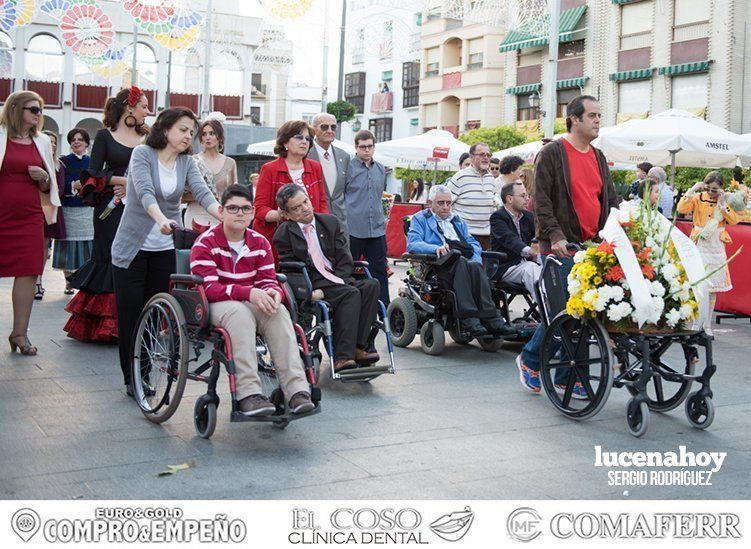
706, 142, 730, 150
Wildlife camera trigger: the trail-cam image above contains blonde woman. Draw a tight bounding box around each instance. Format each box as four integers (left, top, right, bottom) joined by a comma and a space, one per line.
0, 91, 59, 355
184, 113, 237, 230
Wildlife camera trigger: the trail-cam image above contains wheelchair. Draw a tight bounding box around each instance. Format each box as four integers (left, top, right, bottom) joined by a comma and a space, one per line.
277, 260, 396, 383
388, 249, 513, 355
129, 229, 321, 439
485, 258, 541, 342
534, 252, 716, 437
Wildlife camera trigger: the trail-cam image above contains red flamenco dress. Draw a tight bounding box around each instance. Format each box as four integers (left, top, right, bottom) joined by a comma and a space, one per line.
64, 129, 134, 343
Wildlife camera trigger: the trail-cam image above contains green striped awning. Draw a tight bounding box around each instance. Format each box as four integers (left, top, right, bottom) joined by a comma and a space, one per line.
556, 76, 589, 89
499, 5, 587, 52
609, 68, 655, 81
611, 0, 640, 4
658, 60, 712, 76
505, 83, 541, 95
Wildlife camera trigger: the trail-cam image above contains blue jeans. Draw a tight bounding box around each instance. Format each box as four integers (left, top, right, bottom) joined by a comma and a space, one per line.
521, 256, 574, 382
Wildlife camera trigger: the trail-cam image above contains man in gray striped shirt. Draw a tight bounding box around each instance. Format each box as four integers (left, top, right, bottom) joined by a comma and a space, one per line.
447, 142, 500, 249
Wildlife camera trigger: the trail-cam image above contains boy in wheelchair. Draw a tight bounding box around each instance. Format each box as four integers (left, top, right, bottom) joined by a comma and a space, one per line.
189, 185, 314, 416
406, 185, 514, 338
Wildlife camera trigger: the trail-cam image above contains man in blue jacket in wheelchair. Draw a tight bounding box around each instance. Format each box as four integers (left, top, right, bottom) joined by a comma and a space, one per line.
407, 185, 515, 338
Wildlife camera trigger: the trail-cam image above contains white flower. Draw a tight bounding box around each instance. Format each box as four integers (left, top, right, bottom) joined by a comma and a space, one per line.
665, 308, 682, 327
645, 236, 657, 249
620, 279, 630, 291
680, 303, 694, 319
573, 250, 586, 264
568, 278, 581, 295
650, 280, 666, 297
607, 302, 633, 322
593, 295, 608, 312
662, 264, 679, 280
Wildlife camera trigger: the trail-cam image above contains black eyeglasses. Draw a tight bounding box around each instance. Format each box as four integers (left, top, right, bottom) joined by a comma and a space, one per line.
23, 107, 43, 115
292, 134, 313, 142
319, 124, 337, 131
357, 144, 374, 150
224, 205, 253, 214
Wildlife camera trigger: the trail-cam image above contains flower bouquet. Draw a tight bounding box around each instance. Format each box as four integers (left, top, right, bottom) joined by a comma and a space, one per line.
382, 192, 395, 220
566, 199, 704, 333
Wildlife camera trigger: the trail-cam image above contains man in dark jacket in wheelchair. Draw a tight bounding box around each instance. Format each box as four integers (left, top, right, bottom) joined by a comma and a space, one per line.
190, 185, 314, 417
406, 185, 515, 338
490, 181, 541, 298
273, 183, 380, 374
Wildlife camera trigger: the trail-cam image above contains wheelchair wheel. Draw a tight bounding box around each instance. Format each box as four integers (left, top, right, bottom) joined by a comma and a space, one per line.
448, 326, 472, 345
388, 297, 418, 347
478, 337, 504, 352
131, 293, 188, 424
539, 313, 614, 420
626, 398, 650, 438
620, 340, 695, 412
685, 391, 714, 429
420, 320, 445, 355
194, 395, 217, 439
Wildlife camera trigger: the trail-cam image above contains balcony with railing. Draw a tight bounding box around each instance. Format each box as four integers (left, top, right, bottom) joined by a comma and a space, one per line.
24, 80, 62, 108
370, 92, 393, 113
169, 93, 201, 114
211, 95, 243, 119
73, 84, 109, 111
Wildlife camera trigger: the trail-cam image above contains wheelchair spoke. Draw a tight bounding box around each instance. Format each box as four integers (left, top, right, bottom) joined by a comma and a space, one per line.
562, 370, 575, 408
652, 375, 665, 403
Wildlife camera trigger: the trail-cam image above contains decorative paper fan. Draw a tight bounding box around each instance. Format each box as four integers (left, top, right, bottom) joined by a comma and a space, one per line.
169, 9, 202, 29
153, 24, 199, 50
40, 0, 73, 21
60, 2, 115, 57
259, 0, 313, 21
123, 0, 175, 23
13, 0, 38, 26
89, 58, 129, 78
0, 0, 18, 32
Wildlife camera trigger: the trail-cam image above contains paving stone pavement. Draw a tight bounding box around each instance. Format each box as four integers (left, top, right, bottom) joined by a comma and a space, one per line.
1, 263, 749, 500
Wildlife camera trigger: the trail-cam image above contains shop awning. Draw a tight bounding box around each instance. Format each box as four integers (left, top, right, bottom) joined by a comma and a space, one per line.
505, 83, 541, 95
499, 5, 587, 52
658, 60, 712, 76
556, 76, 589, 89
609, 68, 655, 82
611, 0, 640, 4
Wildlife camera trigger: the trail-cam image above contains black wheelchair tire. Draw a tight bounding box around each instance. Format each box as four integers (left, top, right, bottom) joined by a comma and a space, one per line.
626, 398, 650, 438
477, 337, 504, 352
448, 326, 473, 345
194, 396, 217, 439
131, 293, 188, 424
420, 321, 445, 355
685, 392, 715, 430
387, 297, 418, 347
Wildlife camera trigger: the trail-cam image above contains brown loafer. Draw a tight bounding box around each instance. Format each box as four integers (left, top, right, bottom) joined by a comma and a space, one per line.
355, 347, 380, 364
334, 358, 357, 373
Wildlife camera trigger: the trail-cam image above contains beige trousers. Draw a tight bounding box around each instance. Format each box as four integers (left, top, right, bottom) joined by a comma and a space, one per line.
209, 300, 309, 401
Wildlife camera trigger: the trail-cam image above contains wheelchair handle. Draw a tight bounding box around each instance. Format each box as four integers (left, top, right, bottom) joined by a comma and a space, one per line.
278, 261, 307, 272
402, 250, 459, 265
275, 273, 288, 284
481, 250, 507, 262
170, 273, 203, 285
566, 243, 583, 253
353, 260, 370, 268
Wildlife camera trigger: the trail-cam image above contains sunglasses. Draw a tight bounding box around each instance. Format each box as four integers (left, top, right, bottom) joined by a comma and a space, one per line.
224, 205, 253, 214
23, 106, 43, 115
292, 134, 312, 142
319, 124, 337, 131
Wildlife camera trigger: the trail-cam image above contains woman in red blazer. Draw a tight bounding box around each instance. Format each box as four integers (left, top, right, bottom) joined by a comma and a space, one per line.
253, 120, 328, 262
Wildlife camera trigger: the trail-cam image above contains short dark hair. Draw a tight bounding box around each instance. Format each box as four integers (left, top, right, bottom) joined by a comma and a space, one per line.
67, 127, 90, 145
489, 157, 500, 166
354, 129, 375, 146
199, 119, 225, 152
145, 107, 199, 153
501, 181, 524, 204
221, 184, 253, 206
565, 95, 598, 131
704, 171, 725, 187
637, 179, 658, 198
276, 182, 306, 211
275, 120, 314, 157
636, 162, 653, 174
458, 152, 470, 167
499, 155, 525, 175
469, 142, 489, 155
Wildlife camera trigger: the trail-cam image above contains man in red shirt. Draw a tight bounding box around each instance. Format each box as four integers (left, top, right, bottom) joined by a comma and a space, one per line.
515, 95, 621, 394
190, 185, 314, 417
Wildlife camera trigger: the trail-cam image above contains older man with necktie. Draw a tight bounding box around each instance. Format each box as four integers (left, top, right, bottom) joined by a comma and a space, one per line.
273, 183, 380, 373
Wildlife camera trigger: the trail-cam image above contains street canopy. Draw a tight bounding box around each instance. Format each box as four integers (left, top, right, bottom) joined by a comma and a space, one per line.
374, 129, 470, 170
492, 134, 566, 163
592, 109, 751, 168
246, 138, 355, 156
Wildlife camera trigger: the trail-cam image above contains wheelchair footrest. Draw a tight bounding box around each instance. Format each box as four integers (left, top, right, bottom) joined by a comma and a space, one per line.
335, 364, 393, 381
229, 403, 321, 424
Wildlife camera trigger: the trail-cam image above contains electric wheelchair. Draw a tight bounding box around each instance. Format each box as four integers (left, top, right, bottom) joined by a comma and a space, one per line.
130, 229, 320, 439
534, 252, 716, 437
277, 260, 396, 383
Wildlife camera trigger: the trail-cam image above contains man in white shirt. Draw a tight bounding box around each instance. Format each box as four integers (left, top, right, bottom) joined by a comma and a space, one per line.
308, 113, 350, 230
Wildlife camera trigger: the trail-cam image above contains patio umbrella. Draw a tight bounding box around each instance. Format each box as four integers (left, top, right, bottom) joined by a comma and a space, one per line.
592, 110, 751, 179
246, 138, 355, 156
374, 129, 470, 178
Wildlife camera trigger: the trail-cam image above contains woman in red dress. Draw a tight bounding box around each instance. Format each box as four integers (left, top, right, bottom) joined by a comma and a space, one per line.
0, 91, 60, 355
252, 120, 327, 262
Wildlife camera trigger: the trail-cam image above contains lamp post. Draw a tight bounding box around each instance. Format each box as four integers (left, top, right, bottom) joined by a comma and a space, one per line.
351, 117, 362, 132
529, 90, 544, 135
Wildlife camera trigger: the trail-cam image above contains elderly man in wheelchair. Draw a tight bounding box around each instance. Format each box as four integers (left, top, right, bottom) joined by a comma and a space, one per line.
396, 185, 515, 349
273, 183, 388, 378
189, 185, 315, 417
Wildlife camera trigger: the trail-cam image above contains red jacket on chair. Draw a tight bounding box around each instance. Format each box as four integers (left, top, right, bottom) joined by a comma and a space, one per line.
252, 156, 329, 262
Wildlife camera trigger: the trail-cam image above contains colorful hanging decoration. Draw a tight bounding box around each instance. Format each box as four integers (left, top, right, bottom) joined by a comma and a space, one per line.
0, 1, 18, 32
121, 0, 203, 52
259, 0, 313, 21
39, 0, 72, 20
59, 1, 114, 57
13, 0, 38, 26
153, 24, 198, 51
124, 0, 175, 35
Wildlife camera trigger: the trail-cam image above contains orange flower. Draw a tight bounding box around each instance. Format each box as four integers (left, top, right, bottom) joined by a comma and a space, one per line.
605, 265, 625, 282
597, 241, 615, 254
641, 263, 655, 280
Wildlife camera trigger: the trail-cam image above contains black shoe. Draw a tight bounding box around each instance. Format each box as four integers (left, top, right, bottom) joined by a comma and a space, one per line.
461, 321, 488, 338
483, 319, 517, 337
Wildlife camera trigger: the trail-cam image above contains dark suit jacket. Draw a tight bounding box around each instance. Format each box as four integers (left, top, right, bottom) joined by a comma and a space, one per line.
489, 207, 536, 279
273, 213, 355, 289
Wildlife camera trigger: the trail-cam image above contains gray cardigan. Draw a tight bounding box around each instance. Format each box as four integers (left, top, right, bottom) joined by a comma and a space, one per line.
111, 145, 218, 268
